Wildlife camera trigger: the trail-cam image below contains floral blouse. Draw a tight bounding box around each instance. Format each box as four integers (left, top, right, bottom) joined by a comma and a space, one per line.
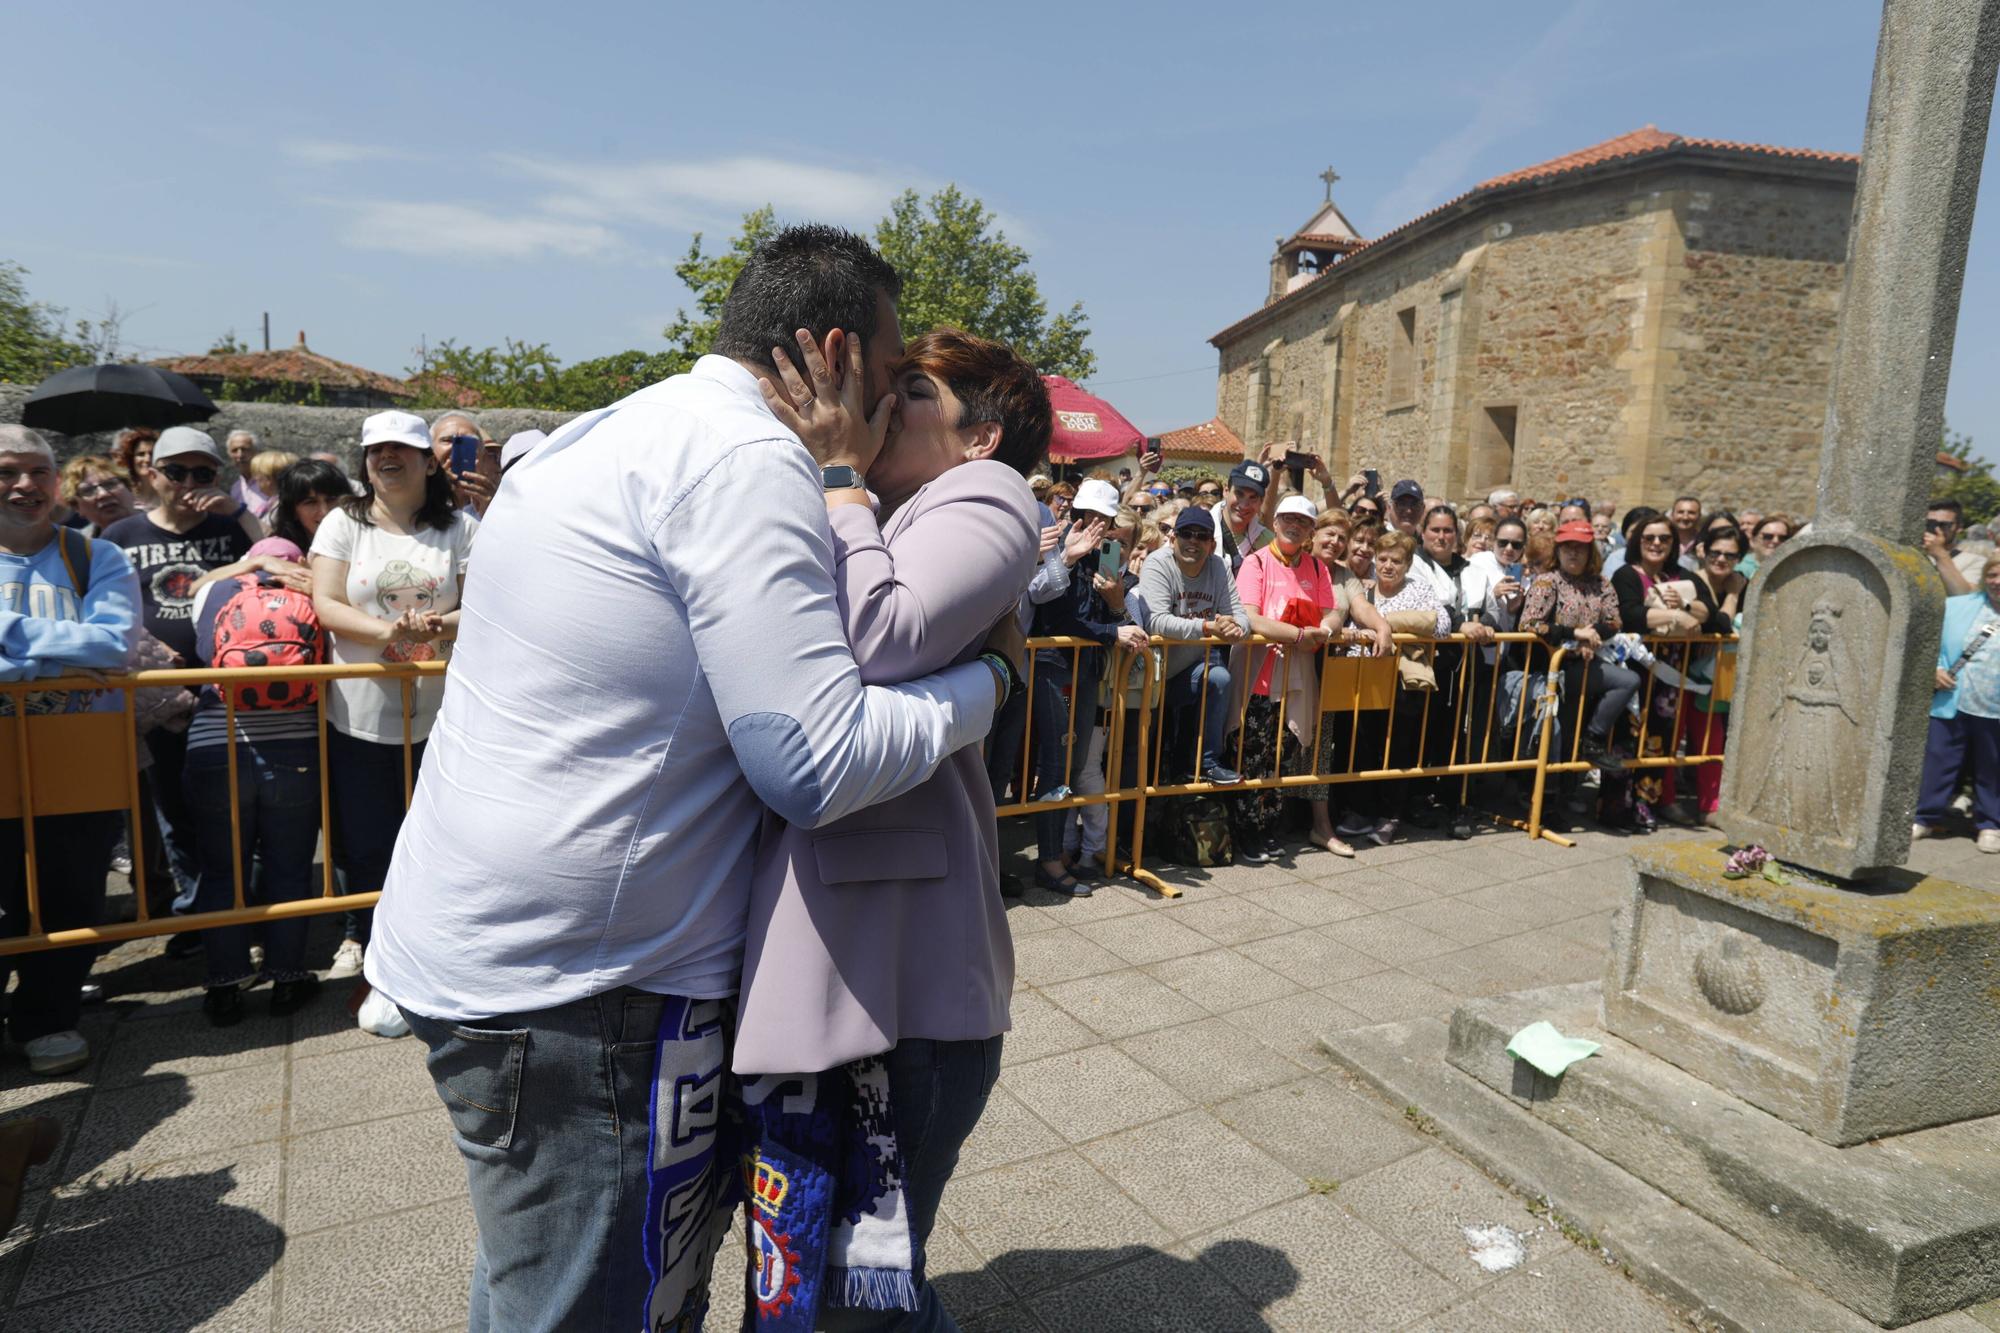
1521, 571, 1619, 646
1351, 576, 1449, 653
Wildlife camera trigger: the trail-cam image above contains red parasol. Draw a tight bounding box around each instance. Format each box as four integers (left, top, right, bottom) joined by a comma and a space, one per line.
1042, 375, 1146, 463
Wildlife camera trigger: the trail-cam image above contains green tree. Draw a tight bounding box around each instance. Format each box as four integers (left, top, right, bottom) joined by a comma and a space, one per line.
208, 331, 249, 355
0, 262, 90, 383
876, 186, 1094, 378
661, 205, 779, 370
1935, 437, 2000, 525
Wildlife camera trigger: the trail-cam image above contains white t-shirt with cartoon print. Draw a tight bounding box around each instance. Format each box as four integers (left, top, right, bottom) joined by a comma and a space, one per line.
311, 506, 477, 744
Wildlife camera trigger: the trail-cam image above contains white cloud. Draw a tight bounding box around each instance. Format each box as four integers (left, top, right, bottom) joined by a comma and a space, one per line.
500, 153, 917, 231
338, 200, 620, 260
1367, 0, 1602, 233
284, 139, 419, 167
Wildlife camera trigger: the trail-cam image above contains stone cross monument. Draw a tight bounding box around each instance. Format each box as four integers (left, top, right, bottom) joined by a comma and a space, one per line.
1717, 0, 2000, 879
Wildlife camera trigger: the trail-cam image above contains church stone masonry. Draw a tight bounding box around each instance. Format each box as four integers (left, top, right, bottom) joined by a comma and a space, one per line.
1206, 129, 1858, 513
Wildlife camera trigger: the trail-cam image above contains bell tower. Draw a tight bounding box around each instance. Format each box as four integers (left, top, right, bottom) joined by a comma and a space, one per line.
1267, 167, 1366, 305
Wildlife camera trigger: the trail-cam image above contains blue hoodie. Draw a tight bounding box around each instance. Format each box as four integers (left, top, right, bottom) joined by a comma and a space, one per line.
0, 533, 140, 713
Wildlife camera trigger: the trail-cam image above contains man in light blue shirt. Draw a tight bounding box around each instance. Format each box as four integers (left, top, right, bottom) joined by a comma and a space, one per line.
367, 227, 1009, 1329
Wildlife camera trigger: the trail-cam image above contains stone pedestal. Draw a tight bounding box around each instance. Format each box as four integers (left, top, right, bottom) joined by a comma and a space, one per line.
1605, 841, 2000, 1145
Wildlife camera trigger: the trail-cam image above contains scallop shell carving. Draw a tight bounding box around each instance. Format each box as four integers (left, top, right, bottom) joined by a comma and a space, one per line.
1693, 934, 1766, 1016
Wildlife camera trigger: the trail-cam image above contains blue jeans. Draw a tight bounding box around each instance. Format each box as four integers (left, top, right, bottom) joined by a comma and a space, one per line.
184, 740, 320, 986
326, 729, 423, 945
821, 1036, 1004, 1333
1917, 712, 2000, 830
1033, 654, 1101, 862
403, 988, 731, 1333
0, 811, 118, 1042
1165, 648, 1232, 775
146, 724, 203, 912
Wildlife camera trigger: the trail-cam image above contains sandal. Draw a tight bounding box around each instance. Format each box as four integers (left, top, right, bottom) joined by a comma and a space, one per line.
1034, 864, 1093, 898
1308, 832, 1357, 858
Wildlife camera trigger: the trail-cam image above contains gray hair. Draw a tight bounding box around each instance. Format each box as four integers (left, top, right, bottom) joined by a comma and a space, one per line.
430, 412, 480, 439
1488, 488, 1519, 506
225, 429, 260, 448
0, 424, 56, 463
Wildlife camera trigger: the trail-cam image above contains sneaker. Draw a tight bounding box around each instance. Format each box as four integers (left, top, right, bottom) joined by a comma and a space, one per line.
110, 853, 133, 877
1911, 822, 1934, 841
202, 985, 244, 1028
248, 944, 265, 974
269, 975, 322, 1017
1236, 842, 1275, 866
1449, 813, 1475, 841
78, 983, 105, 1006
1201, 763, 1243, 786
1334, 815, 1376, 839
23, 1031, 88, 1077
1369, 818, 1401, 846
327, 939, 365, 980
1978, 830, 2000, 855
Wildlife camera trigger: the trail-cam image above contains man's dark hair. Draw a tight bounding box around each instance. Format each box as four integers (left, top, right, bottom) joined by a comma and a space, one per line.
1674, 494, 1702, 509
712, 224, 902, 371
1620, 505, 1662, 538
1928, 497, 1965, 522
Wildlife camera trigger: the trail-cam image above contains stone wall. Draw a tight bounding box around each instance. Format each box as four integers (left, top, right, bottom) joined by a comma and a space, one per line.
0, 383, 579, 475
1212, 159, 1851, 515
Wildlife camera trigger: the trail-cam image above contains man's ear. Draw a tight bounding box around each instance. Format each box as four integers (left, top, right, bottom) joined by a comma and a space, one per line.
820, 327, 849, 390
964, 422, 1002, 461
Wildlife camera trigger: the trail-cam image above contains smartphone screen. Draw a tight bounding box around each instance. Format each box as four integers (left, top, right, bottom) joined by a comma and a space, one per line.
449, 434, 481, 476
1363, 468, 1381, 498
1099, 540, 1122, 576
1504, 561, 1524, 580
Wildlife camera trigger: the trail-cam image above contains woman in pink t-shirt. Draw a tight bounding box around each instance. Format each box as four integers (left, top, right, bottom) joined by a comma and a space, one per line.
1222, 495, 1344, 864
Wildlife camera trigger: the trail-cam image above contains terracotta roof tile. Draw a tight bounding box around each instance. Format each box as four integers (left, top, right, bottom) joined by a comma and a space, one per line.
1938, 450, 1970, 472
1157, 418, 1246, 461
152, 336, 411, 399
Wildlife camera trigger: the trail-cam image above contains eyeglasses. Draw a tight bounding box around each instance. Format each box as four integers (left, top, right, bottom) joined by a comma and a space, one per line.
1706, 549, 1740, 562
1640, 533, 1674, 545
1755, 530, 1786, 545
74, 478, 128, 498
1924, 519, 1954, 533
159, 463, 217, 485
1495, 537, 1525, 550
1175, 529, 1214, 542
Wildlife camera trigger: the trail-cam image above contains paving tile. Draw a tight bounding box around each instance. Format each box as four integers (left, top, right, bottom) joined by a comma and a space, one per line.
960, 1301, 1048, 1331
284, 1106, 462, 1234
288, 1034, 438, 1134
1155, 896, 1294, 945
1211, 1076, 1427, 1183
1234, 879, 1374, 926
1010, 929, 1127, 987
1402, 1247, 1687, 1331
955, 1086, 1068, 1176
942, 1150, 1169, 1298
5, 1242, 278, 1333
1000, 1047, 1190, 1144
0, 1094, 89, 1194
92, 1004, 292, 1089
1335, 1146, 1560, 1289
1452, 878, 1593, 925
1386, 898, 1521, 947
1039, 970, 1207, 1040
1387, 854, 1510, 895
278, 1193, 477, 1331
66, 1065, 283, 1180
1027, 882, 1154, 925
1079, 1108, 1300, 1237
283, 978, 381, 1060
1317, 914, 1463, 965
1141, 948, 1300, 1015
1429, 843, 1549, 887
927, 1217, 1012, 1318
18, 1143, 282, 1306
1321, 867, 1443, 911
1029, 1246, 1273, 1332
1197, 1195, 1459, 1330
1117, 1017, 1303, 1104
1219, 992, 1370, 1069
1084, 912, 1216, 966
1400, 946, 1540, 999
1002, 900, 1063, 935
1318, 971, 1465, 1023
1000, 990, 1098, 1065
1235, 932, 1389, 988
1552, 910, 1617, 952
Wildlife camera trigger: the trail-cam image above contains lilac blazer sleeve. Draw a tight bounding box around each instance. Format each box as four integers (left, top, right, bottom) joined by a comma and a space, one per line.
827, 460, 1042, 685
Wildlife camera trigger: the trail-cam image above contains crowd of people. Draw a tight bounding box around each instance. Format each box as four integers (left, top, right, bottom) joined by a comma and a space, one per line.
0, 219, 1996, 1328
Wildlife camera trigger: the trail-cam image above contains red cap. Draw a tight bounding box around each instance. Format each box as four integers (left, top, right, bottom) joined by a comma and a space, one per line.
1555, 520, 1597, 545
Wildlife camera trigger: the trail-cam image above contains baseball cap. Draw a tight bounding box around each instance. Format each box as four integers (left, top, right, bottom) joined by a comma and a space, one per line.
1072, 478, 1122, 519
500, 428, 547, 469
152, 426, 224, 466
1555, 520, 1597, 545
1228, 461, 1271, 494
1390, 479, 1424, 504
360, 410, 431, 451
1274, 495, 1319, 522
1173, 507, 1216, 536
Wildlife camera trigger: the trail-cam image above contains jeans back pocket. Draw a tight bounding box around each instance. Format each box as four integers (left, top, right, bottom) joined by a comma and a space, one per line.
423, 1021, 528, 1150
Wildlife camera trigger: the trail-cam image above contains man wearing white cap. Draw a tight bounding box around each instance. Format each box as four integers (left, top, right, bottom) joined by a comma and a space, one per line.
102, 426, 257, 912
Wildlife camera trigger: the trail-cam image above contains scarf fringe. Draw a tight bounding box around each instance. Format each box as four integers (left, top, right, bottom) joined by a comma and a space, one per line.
832, 1265, 920, 1312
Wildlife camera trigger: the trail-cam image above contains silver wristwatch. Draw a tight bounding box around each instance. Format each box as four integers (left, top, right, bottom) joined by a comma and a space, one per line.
821, 465, 864, 491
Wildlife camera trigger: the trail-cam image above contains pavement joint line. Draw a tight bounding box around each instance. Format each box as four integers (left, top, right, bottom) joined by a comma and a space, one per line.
270, 1013, 297, 1331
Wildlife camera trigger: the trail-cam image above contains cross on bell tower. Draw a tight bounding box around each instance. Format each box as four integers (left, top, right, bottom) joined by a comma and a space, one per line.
1319, 166, 1340, 202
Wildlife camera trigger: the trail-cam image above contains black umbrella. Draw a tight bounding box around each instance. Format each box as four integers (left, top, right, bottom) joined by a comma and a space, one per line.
20, 364, 219, 436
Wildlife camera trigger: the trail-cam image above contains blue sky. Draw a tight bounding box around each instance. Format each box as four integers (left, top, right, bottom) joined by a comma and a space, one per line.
11, 0, 1999, 469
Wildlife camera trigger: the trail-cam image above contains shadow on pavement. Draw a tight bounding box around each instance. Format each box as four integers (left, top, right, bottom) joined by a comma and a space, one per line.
966, 1238, 1299, 1329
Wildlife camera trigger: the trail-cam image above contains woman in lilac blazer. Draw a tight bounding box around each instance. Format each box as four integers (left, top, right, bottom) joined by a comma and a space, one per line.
736, 328, 1047, 1322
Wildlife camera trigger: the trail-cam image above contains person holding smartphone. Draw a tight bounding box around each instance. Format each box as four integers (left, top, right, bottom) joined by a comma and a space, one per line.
428, 413, 502, 517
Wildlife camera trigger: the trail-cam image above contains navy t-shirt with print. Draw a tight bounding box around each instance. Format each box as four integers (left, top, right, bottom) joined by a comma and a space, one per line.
100, 512, 251, 663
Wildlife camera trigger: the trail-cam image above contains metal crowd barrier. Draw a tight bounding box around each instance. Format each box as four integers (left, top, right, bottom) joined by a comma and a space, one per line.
0, 661, 439, 956
0, 633, 1743, 956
